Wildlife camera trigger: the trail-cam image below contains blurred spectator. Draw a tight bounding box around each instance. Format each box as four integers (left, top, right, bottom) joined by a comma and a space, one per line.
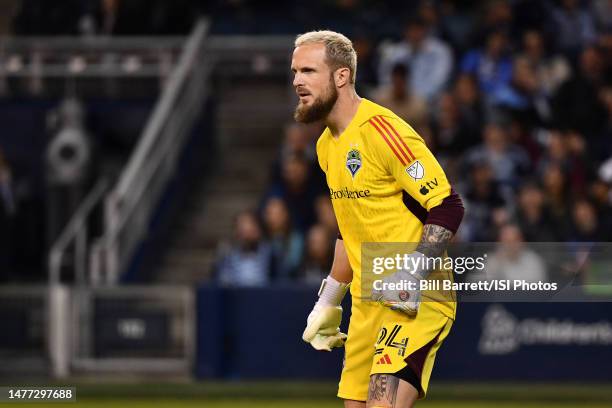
452, 73, 485, 142
270, 122, 326, 189
417, 0, 440, 36
569, 198, 606, 242
270, 123, 318, 185
537, 131, 567, 174
588, 178, 612, 239
519, 29, 571, 98
564, 130, 591, 192
262, 197, 303, 281
371, 63, 429, 129
280, 123, 316, 162
485, 224, 547, 283
265, 153, 321, 231
541, 162, 571, 237
432, 92, 479, 160
437, 0, 475, 54
416, 124, 437, 155
472, 0, 515, 42
461, 29, 513, 99
491, 56, 548, 126
378, 17, 453, 102
596, 33, 612, 77
537, 130, 589, 194
593, 0, 612, 31
216, 210, 271, 287
506, 116, 541, 163
552, 45, 608, 136
592, 84, 612, 161
300, 224, 334, 285
0, 148, 16, 217
550, 0, 597, 58
458, 161, 508, 242
513, 182, 558, 241
314, 195, 339, 237
353, 33, 379, 93
0, 148, 16, 277
465, 123, 530, 188
600, 156, 612, 185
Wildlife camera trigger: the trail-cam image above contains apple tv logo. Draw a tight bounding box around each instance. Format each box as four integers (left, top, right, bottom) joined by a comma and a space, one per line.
419, 178, 438, 195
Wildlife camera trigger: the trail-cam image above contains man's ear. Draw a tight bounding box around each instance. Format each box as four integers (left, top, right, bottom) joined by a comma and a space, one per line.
334, 67, 351, 88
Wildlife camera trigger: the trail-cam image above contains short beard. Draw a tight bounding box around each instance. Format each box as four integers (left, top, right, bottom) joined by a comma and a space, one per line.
294, 78, 338, 124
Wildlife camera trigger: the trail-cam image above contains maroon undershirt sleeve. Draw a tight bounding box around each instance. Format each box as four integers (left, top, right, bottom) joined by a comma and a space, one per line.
338, 190, 463, 240
425, 189, 465, 234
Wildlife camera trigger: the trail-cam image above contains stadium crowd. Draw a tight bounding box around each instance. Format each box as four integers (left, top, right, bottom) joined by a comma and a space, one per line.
0, 0, 611, 286
215, 0, 612, 286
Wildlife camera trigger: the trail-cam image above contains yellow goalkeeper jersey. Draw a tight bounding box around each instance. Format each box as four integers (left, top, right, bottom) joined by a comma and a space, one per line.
317, 98, 455, 319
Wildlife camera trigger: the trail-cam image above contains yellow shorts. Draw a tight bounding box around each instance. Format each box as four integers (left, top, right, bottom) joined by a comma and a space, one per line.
337, 298, 453, 402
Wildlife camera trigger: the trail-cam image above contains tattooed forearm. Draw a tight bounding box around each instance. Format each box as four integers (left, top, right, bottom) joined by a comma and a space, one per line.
416, 224, 454, 258
368, 374, 399, 407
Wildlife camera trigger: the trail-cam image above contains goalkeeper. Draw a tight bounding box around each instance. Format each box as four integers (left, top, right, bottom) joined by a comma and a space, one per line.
293, 30, 464, 408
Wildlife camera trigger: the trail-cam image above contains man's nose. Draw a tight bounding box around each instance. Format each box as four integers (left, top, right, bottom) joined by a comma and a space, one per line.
293, 73, 303, 88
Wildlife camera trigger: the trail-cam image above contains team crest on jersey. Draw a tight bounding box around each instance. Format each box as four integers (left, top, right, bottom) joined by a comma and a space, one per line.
406, 160, 424, 180
346, 148, 362, 178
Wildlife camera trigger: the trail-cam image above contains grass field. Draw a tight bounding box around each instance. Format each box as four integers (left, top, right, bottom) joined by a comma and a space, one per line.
5, 381, 612, 407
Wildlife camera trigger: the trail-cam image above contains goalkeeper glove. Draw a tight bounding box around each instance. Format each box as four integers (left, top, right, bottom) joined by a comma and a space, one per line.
302, 276, 349, 351
371, 252, 427, 315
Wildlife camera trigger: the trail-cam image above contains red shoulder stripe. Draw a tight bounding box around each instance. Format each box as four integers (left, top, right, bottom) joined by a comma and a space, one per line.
372, 116, 412, 164
369, 118, 406, 166
378, 116, 416, 161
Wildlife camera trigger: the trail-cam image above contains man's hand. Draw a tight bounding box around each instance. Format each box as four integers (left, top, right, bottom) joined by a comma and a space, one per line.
371, 252, 427, 315
302, 276, 349, 351
302, 304, 347, 351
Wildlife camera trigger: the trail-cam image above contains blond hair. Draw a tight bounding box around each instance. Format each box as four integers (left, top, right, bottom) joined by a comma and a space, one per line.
295, 30, 357, 84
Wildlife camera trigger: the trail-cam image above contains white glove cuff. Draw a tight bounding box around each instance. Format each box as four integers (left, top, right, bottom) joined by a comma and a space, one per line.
316, 276, 349, 306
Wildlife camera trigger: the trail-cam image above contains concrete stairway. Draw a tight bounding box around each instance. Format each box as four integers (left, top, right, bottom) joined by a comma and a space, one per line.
154, 79, 292, 284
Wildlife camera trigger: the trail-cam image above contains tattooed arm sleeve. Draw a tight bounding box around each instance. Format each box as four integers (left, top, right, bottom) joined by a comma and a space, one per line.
416, 191, 464, 258
416, 224, 454, 258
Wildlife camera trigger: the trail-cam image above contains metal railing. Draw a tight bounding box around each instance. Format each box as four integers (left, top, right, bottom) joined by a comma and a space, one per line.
31, 26, 301, 378
48, 178, 109, 286
43, 23, 303, 288
45, 19, 211, 286
96, 19, 211, 284
37, 19, 210, 379
0, 36, 184, 78
0, 34, 188, 98
93, 29, 301, 284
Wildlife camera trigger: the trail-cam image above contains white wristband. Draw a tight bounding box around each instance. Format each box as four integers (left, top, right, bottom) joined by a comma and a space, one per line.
316, 276, 350, 306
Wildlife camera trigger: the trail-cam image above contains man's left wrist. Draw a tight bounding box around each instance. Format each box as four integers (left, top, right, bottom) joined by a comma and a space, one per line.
400, 251, 430, 280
